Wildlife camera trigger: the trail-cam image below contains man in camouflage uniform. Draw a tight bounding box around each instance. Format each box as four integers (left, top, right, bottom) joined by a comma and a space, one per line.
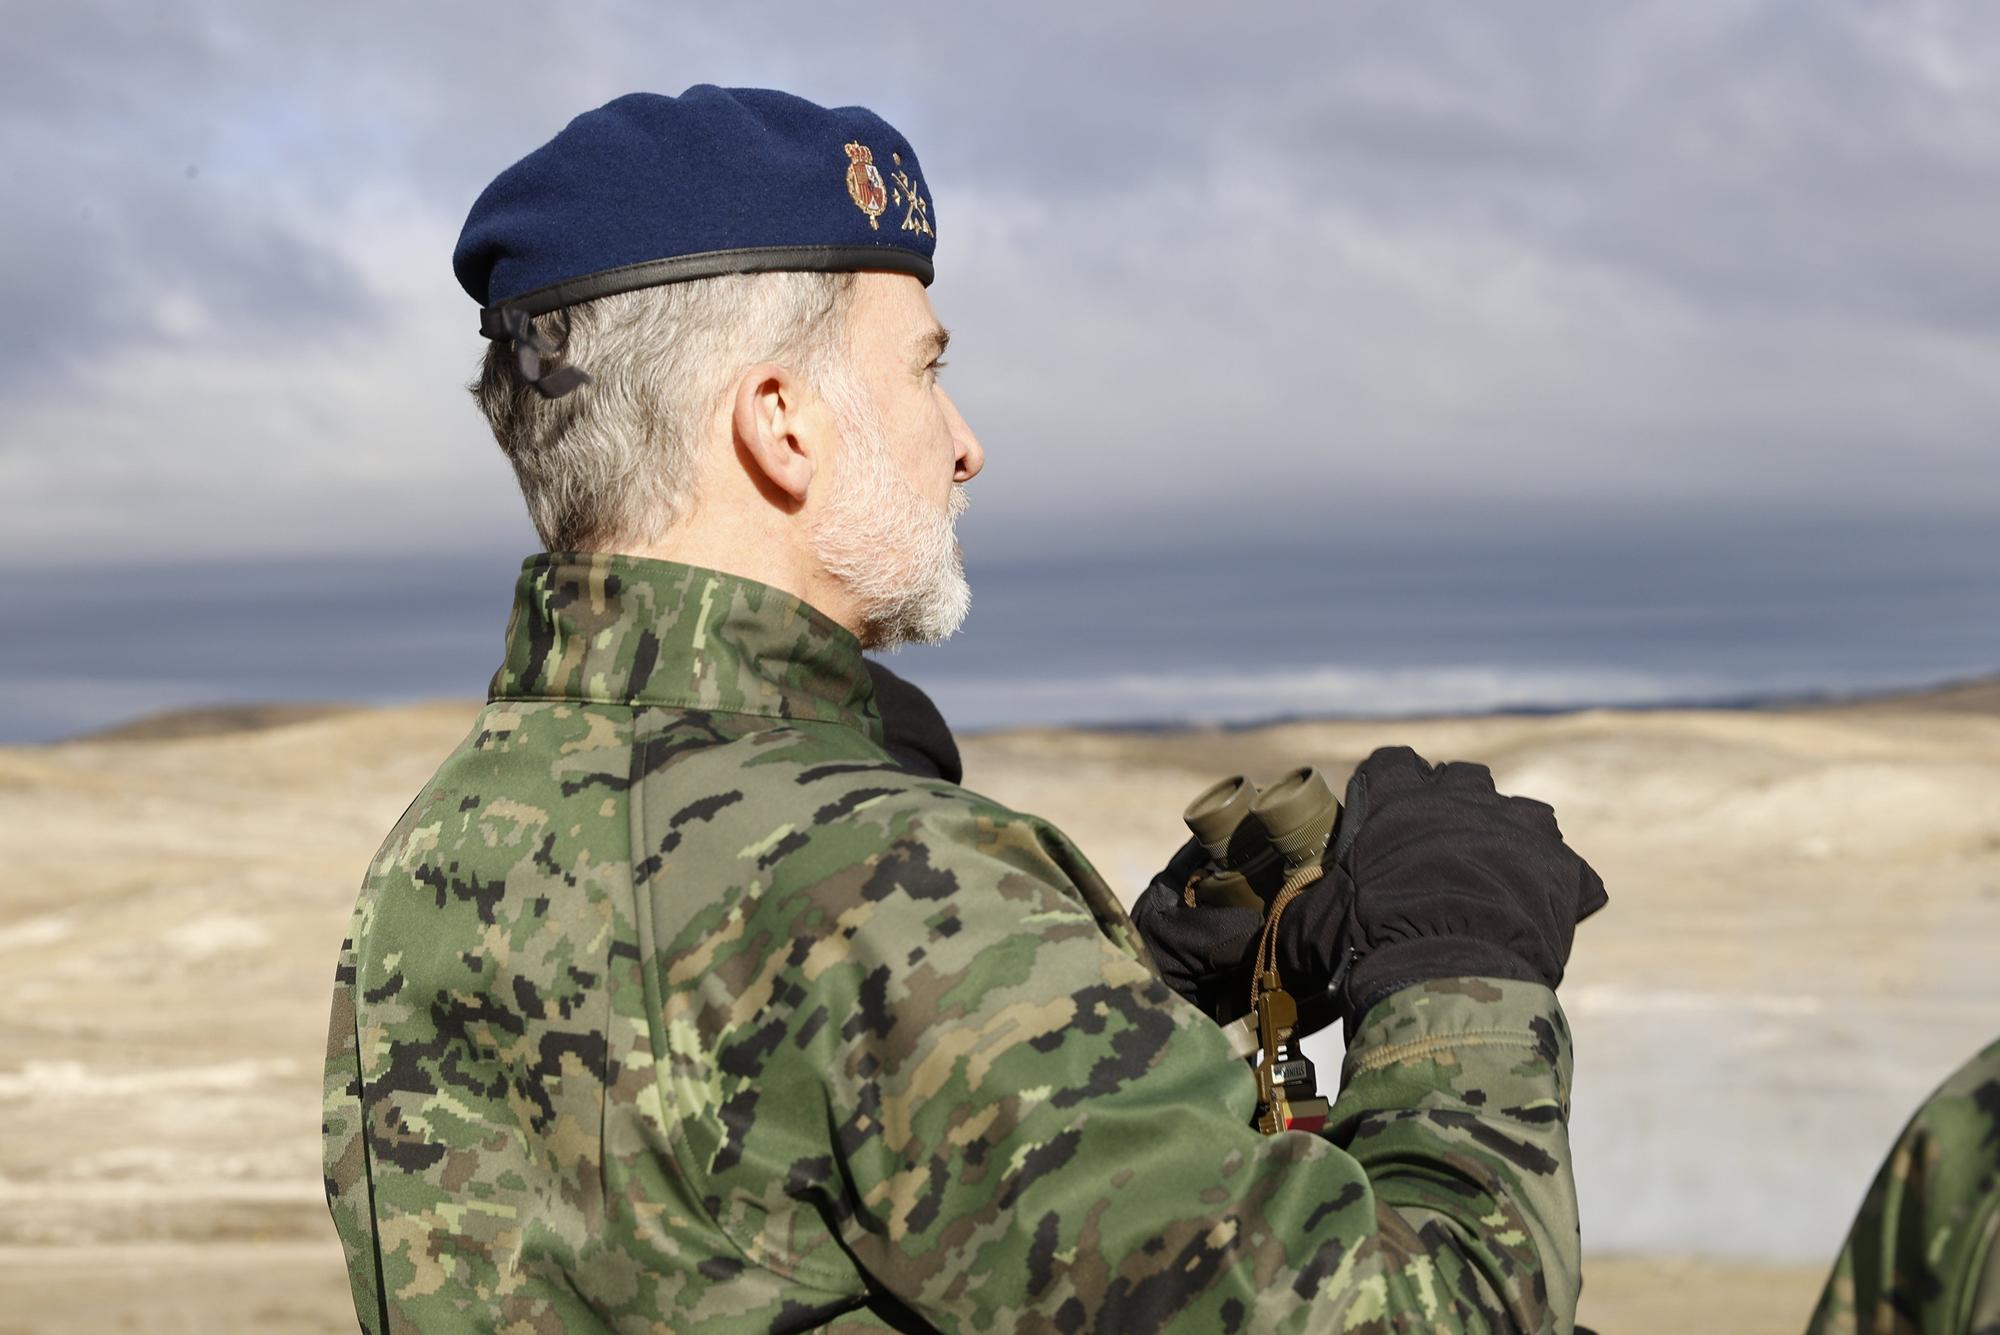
1807, 1037, 2000, 1334
323, 86, 1603, 1331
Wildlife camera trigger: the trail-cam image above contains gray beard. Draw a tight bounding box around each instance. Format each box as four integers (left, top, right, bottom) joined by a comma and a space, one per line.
809, 405, 972, 651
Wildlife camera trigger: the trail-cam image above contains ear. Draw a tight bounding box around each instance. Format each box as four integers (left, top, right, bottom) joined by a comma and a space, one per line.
730, 362, 817, 505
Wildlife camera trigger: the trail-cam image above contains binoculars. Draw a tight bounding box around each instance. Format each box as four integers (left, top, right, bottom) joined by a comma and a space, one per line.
1179, 766, 1342, 912
1177, 765, 1346, 1136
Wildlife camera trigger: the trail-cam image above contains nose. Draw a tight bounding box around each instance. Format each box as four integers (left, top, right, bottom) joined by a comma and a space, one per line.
941, 388, 984, 482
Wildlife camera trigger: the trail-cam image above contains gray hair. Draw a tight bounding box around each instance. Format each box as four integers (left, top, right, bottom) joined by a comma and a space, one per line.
470, 271, 856, 551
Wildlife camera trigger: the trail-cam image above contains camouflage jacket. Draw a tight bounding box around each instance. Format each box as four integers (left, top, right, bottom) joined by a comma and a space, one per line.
323, 553, 1583, 1333
1807, 1036, 2000, 1334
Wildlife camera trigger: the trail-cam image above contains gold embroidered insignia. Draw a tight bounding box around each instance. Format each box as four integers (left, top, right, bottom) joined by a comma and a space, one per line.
889, 151, 933, 238
844, 143, 887, 229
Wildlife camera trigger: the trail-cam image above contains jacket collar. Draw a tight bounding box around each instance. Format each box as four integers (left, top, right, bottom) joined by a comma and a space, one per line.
489, 553, 883, 742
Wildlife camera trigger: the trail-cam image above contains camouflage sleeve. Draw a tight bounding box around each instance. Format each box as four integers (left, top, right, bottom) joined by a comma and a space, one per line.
322, 928, 390, 1335
778, 795, 1580, 1333
1806, 1036, 2000, 1335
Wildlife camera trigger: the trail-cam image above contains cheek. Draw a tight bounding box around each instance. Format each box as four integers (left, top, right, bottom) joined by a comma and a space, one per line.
927, 393, 959, 459
928, 405, 962, 496
891, 392, 955, 480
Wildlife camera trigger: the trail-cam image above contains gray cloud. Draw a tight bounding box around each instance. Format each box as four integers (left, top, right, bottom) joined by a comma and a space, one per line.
2, 0, 1999, 567
1, 6, 368, 391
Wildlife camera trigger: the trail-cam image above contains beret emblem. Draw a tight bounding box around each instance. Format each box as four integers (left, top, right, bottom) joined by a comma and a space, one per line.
888, 151, 934, 239
844, 142, 889, 230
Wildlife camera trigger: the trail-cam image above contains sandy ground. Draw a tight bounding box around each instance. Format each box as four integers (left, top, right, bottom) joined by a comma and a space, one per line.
2, 683, 1996, 1332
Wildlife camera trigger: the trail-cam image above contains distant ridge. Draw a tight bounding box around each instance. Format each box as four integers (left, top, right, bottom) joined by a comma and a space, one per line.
70, 702, 368, 743
1808, 672, 2000, 715
46, 670, 2000, 745
980, 669, 2000, 737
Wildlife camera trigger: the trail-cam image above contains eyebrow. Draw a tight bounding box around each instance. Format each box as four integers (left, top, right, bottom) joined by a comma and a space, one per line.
915, 326, 951, 362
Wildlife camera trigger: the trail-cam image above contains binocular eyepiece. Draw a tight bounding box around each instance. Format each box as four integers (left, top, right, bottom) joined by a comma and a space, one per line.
1180, 766, 1342, 909
1251, 767, 1340, 874
1184, 775, 1257, 864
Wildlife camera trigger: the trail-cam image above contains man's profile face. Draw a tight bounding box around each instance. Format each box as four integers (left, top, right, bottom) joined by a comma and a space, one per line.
808, 273, 983, 649
846, 273, 983, 511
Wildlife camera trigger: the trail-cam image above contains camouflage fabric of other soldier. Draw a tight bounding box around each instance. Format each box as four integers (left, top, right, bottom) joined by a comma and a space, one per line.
1808, 1035, 2000, 1334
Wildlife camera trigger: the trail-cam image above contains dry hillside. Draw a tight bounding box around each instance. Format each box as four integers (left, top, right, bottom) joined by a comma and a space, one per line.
3, 684, 1997, 1332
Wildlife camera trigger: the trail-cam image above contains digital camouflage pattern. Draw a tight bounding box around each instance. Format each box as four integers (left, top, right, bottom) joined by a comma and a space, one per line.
1808, 1036, 2000, 1335
323, 553, 1584, 1332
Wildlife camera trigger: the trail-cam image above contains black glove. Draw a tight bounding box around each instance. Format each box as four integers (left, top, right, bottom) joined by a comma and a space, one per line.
1132, 746, 1606, 1032
1277, 746, 1607, 1032
865, 660, 962, 785
1129, 838, 1264, 1020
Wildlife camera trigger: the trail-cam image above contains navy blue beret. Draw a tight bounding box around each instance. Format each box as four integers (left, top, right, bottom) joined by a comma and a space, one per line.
455, 85, 937, 320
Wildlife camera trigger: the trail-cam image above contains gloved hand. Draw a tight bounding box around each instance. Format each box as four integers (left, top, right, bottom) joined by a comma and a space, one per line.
1131, 746, 1606, 1033
1129, 838, 1263, 1021
1278, 745, 1608, 1032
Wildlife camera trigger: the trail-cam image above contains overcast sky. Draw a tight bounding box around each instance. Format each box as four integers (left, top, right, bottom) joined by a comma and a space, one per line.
3, 0, 1998, 736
